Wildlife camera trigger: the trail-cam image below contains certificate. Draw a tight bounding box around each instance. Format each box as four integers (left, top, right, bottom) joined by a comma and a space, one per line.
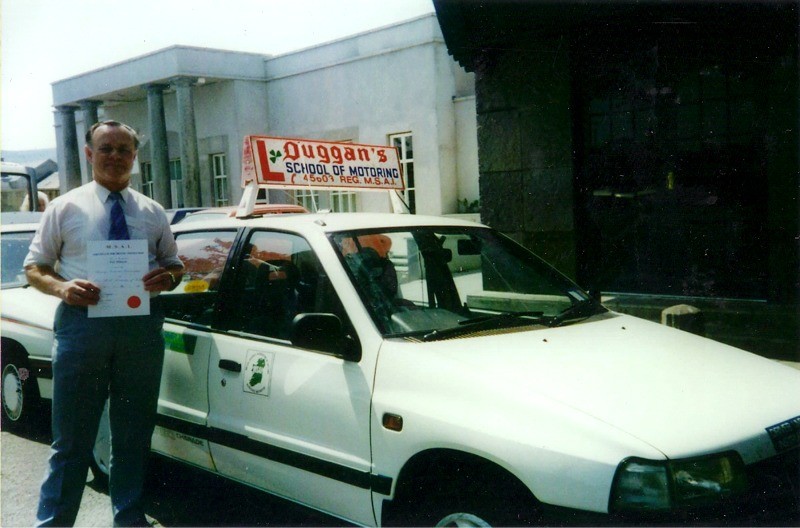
87, 240, 150, 318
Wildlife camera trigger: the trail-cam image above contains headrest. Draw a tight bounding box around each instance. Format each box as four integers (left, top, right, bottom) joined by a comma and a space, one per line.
340, 234, 392, 258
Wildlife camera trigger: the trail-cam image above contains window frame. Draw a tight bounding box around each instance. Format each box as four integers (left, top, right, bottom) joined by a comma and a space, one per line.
169, 159, 184, 208
389, 132, 415, 214
330, 190, 357, 212
218, 228, 354, 349
162, 228, 240, 329
211, 153, 229, 207
140, 162, 154, 198
294, 189, 320, 212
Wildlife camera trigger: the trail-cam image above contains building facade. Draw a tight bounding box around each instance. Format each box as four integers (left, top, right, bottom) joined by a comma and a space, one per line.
51, 14, 477, 216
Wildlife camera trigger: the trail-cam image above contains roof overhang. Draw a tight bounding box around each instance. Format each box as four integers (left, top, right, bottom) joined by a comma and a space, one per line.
52, 46, 269, 108
433, 0, 798, 71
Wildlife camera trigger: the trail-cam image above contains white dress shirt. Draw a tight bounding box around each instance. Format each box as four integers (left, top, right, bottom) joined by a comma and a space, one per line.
25, 181, 183, 286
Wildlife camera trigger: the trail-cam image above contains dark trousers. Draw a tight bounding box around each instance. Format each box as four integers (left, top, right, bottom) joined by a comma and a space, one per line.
36, 301, 165, 527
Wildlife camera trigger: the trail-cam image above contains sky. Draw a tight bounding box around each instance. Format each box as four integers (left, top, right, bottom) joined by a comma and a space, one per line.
1, 0, 436, 151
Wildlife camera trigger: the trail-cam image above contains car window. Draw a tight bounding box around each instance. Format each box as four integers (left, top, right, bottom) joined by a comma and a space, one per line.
1, 230, 36, 288
162, 230, 237, 326
333, 227, 598, 337
225, 230, 348, 341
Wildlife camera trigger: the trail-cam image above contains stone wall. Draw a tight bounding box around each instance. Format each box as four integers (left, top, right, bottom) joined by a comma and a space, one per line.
475, 42, 577, 278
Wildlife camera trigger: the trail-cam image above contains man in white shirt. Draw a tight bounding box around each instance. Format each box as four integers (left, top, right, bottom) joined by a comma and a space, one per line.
25, 120, 184, 527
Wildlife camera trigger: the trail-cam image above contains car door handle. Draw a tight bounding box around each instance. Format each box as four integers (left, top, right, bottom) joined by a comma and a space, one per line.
218, 359, 242, 373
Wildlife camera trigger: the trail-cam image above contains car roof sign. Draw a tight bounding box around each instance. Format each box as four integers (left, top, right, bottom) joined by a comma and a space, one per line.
242, 135, 405, 192
239, 135, 409, 216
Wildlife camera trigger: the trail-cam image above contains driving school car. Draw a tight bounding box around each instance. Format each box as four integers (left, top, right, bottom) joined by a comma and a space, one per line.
4, 210, 798, 526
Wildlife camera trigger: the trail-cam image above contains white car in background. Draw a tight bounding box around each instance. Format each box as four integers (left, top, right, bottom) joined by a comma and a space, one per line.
0, 220, 60, 428
2, 211, 799, 525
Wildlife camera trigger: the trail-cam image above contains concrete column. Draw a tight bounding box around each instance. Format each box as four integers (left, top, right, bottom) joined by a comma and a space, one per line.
80, 100, 101, 179
80, 100, 100, 128
147, 84, 172, 207
56, 106, 82, 191
174, 77, 201, 207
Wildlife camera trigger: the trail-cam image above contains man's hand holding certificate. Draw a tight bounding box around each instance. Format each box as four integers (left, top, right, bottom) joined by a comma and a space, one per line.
87, 240, 150, 318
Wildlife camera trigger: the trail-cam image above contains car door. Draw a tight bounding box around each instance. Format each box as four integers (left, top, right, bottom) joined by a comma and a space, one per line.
206, 228, 378, 525
154, 228, 238, 470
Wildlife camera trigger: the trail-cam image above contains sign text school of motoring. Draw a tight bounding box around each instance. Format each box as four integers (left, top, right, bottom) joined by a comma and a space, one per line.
242, 136, 405, 191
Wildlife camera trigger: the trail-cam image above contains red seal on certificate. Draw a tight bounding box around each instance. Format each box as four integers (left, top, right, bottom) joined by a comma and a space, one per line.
127, 296, 142, 309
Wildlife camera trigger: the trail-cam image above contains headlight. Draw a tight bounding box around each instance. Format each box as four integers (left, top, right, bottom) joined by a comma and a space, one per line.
610, 452, 748, 512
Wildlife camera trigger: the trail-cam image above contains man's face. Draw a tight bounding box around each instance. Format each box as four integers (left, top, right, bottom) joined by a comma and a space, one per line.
85, 125, 137, 192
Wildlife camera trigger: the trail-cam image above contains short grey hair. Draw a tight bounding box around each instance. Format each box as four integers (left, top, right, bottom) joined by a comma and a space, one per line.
85, 120, 140, 149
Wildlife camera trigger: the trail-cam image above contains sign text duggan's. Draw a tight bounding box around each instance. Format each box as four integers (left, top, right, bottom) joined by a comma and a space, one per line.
243, 136, 405, 191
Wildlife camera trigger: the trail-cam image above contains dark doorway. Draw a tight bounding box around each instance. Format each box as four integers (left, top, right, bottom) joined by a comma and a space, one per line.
574, 28, 776, 299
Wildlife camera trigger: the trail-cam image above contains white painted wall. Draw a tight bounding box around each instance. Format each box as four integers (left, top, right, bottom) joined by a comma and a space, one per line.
52, 15, 477, 215
263, 15, 472, 215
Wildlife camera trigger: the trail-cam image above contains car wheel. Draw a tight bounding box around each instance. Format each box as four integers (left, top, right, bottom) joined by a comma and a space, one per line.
89, 399, 110, 489
389, 462, 538, 527
434, 512, 491, 527
1, 349, 39, 429
413, 493, 526, 528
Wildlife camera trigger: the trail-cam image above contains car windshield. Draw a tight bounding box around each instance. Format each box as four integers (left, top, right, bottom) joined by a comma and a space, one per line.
1, 229, 36, 288
331, 226, 606, 339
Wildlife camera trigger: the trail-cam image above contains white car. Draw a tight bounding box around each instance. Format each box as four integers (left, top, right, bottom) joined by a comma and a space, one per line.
1, 220, 59, 428
3, 212, 799, 525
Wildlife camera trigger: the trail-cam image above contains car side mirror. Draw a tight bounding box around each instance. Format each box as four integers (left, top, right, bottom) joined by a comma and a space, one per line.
291, 313, 361, 362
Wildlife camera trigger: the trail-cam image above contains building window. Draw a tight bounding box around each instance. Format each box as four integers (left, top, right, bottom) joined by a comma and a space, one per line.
331, 190, 356, 212
295, 189, 319, 212
292, 189, 357, 212
211, 153, 229, 207
169, 159, 183, 208
390, 133, 414, 213
140, 162, 154, 198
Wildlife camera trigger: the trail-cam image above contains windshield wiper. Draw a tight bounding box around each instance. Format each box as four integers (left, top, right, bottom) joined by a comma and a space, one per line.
546, 299, 604, 327
422, 311, 545, 341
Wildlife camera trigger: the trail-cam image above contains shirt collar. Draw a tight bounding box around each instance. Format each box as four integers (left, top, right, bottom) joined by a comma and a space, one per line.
94, 181, 131, 203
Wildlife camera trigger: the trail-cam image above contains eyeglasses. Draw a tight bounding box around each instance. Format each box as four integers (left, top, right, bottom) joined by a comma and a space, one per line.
95, 146, 135, 156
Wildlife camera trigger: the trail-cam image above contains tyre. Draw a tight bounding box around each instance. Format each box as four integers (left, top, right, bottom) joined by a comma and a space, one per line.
387, 457, 539, 527
433, 512, 492, 527
414, 490, 530, 527
1, 348, 40, 429
89, 399, 111, 489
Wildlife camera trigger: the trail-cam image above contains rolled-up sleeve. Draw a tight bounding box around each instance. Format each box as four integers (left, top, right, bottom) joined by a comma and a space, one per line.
155, 214, 184, 270
23, 205, 61, 269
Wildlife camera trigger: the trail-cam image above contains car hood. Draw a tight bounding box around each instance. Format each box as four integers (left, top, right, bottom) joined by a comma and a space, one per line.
1, 286, 60, 330
432, 313, 800, 462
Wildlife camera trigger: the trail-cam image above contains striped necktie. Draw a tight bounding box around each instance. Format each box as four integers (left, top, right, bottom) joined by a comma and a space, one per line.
108, 192, 130, 240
